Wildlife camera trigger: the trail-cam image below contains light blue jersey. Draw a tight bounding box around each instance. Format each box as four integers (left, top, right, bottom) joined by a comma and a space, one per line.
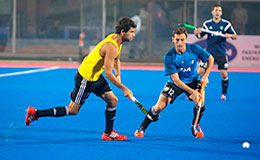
200, 18, 236, 56
164, 43, 210, 84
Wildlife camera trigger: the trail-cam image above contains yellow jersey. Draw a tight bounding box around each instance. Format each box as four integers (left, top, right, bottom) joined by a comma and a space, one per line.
78, 33, 122, 81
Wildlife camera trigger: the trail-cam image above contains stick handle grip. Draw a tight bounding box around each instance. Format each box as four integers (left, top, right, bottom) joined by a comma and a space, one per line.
183, 23, 225, 37
200, 83, 206, 95
131, 96, 137, 103
198, 83, 206, 106
194, 82, 206, 128
183, 24, 196, 29
131, 96, 149, 115
201, 28, 225, 37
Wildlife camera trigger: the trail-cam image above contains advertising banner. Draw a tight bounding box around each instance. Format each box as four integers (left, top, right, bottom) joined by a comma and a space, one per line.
188, 35, 260, 68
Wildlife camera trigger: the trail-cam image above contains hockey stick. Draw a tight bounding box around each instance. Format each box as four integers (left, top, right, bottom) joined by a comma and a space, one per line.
192, 82, 206, 138
131, 96, 148, 115
179, 23, 225, 37
194, 82, 206, 127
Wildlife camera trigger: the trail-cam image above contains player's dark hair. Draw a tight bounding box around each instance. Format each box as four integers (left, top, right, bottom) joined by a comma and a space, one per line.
115, 17, 136, 34
172, 27, 188, 37
212, 4, 222, 11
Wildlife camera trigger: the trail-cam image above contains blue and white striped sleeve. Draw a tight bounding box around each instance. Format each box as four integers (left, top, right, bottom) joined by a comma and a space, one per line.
224, 20, 237, 34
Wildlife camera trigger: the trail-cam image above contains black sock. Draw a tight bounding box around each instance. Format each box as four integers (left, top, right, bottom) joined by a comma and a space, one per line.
105, 105, 116, 134
139, 108, 157, 131
35, 107, 68, 118
192, 106, 205, 125
222, 78, 229, 94
140, 116, 152, 131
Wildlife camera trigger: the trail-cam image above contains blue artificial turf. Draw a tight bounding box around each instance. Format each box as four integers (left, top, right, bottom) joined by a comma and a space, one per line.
0, 68, 259, 160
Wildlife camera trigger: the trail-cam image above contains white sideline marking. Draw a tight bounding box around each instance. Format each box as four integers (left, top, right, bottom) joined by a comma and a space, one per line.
0, 66, 60, 77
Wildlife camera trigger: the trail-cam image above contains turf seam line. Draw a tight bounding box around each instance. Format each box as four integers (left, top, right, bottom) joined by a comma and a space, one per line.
0, 66, 60, 77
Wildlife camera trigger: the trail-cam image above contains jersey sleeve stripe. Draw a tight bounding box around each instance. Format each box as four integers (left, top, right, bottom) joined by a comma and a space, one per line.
224, 23, 231, 32
230, 26, 237, 34
202, 19, 211, 30
222, 19, 236, 33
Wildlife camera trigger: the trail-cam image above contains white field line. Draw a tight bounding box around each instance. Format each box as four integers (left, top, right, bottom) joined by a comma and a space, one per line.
0, 66, 60, 77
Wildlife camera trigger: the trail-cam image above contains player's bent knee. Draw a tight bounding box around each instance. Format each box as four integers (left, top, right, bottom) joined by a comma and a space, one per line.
153, 103, 167, 113
67, 103, 81, 115
220, 70, 228, 78
68, 108, 79, 115
107, 97, 118, 107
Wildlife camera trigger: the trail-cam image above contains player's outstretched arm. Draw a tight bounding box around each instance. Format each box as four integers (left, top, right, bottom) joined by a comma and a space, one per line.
102, 43, 132, 99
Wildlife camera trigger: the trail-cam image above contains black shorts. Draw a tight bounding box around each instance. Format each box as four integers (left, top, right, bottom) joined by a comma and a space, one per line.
213, 55, 228, 70
199, 55, 228, 70
70, 72, 112, 105
161, 81, 201, 104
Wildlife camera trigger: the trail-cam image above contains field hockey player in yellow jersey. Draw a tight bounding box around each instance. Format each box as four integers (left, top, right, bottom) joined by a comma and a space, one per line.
25, 17, 136, 141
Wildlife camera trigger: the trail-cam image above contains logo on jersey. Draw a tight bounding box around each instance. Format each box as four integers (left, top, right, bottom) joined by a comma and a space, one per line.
209, 26, 213, 29
220, 26, 223, 30
212, 31, 223, 37
179, 66, 191, 72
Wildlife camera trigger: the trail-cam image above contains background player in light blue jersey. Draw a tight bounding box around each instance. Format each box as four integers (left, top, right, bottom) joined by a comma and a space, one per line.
134, 27, 214, 138
194, 4, 237, 100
